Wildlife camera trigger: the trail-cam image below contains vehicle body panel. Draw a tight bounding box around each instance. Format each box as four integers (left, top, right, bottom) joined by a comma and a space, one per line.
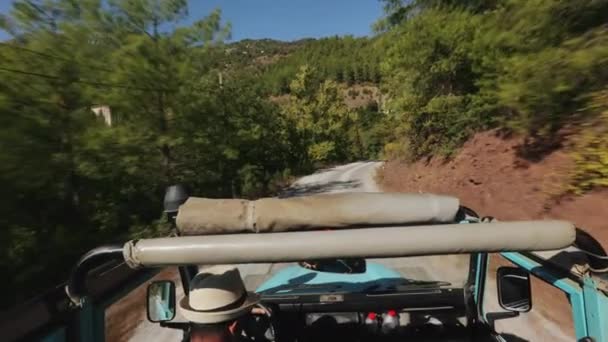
255, 262, 402, 294
499, 252, 608, 341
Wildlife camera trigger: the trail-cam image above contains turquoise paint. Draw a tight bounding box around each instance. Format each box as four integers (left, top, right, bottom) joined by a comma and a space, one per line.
569, 288, 589, 339
152, 296, 174, 320
77, 299, 106, 341
256, 262, 402, 294
501, 252, 589, 339
582, 277, 608, 341
78, 300, 95, 342
474, 253, 487, 306
40, 327, 66, 342
38, 252, 607, 342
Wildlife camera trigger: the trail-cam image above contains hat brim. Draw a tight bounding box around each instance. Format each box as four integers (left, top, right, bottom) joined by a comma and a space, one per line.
179, 292, 260, 324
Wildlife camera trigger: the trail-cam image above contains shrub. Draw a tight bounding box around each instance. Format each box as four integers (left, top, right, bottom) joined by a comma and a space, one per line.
496, 28, 608, 136
571, 89, 608, 193
380, 8, 488, 159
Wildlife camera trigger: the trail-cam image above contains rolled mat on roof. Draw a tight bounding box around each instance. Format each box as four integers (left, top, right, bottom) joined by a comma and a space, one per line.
175, 192, 460, 235
123, 220, 576, 268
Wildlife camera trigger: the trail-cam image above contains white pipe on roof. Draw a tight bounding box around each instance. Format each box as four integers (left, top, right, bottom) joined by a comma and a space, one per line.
123, 220, 575, 268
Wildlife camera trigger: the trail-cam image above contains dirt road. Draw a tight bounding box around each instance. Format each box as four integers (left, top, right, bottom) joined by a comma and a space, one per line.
125, 161, 571, 341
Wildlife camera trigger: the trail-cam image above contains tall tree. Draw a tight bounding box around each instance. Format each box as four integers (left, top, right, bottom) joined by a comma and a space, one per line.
101, 0, 230, 184
0, 0, 117, 304
0, 0, 237, 306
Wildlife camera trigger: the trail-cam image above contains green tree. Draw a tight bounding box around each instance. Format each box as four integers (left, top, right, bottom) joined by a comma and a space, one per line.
380, 8, 488, 158
376, 0, 608, 194
0, 0, 120, 304
482, 0, 608, 136
0, 0, 238, 306
261, 36, 382, 94
281, 65, 356, 165
100, 0, 230, 184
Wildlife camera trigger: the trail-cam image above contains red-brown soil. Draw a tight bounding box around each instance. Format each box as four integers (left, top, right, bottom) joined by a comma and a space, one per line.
379, 129, 608, 339
379, 130, 608, 245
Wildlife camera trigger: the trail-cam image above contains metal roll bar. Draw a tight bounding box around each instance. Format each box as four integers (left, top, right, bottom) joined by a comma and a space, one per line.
65, 244, 124, 306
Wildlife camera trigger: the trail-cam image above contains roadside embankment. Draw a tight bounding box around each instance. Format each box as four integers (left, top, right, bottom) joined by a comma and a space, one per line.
379, 129, 608, 340
379, 130, 608, 245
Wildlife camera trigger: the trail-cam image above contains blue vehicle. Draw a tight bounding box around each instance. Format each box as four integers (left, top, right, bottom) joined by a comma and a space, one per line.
23, 191, 608, 342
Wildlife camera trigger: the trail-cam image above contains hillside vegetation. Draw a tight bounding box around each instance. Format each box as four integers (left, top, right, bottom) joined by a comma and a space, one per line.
377, 0, 608, 163
261, 36, 382, 94
1, 0, 607, 306
0, 0, 383, 306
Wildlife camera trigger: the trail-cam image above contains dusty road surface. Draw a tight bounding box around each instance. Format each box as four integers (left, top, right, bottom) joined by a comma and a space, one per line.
122, 161, 571, 341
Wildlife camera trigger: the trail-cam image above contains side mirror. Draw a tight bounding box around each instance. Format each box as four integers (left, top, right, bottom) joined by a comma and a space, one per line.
497, 267, 532, 312
147, 281, 176, 322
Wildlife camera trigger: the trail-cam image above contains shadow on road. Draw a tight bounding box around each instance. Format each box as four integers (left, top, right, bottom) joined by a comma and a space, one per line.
280, 180, 361, 197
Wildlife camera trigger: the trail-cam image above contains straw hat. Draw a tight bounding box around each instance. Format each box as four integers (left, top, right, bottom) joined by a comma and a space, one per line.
179, 266, 260, 324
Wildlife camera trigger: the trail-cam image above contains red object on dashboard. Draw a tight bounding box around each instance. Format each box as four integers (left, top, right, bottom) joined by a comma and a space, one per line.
367, 312, 377, 320
387, 310, 397, 317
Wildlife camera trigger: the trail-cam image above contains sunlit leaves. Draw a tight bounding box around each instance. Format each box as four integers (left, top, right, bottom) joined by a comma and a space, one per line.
281, 65, 358, 164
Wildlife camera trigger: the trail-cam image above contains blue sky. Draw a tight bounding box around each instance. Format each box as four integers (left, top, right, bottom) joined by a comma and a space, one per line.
0, 1, 383, 41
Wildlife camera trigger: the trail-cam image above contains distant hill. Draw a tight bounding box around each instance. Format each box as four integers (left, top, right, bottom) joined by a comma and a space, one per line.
222, 38, 310, 68
211, 37, 382, 97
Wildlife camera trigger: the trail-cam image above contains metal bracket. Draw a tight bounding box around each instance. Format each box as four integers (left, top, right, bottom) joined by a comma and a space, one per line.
591, 275, 608, 295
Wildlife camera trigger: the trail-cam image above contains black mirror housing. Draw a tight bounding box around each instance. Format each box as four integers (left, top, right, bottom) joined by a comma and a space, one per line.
497, 266, 532, 313
164, 184, 189, 222
300, 258, 367, 274
147, 280, 177, 322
